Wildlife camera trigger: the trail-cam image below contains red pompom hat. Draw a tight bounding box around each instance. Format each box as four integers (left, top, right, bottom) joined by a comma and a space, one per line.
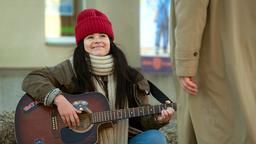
75, 9, 114, 44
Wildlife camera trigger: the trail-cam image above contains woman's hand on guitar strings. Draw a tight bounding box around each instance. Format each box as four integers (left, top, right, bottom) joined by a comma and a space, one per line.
54, 94, 82, 128
155, 101, 175, 124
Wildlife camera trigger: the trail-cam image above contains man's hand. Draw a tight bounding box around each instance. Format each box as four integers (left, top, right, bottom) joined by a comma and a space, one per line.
178, 76, 198, 95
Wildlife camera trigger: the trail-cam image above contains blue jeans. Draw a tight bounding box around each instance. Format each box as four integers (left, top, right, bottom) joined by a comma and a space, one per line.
128, 130, 168, 144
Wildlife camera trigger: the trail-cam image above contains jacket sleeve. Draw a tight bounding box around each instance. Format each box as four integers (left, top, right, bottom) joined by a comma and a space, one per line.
134, 73, 169, 130
22, 60, 74, 106
174, 0, 209, 76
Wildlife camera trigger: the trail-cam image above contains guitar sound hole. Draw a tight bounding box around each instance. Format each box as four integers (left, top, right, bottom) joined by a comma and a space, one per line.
72, 112, 93, 133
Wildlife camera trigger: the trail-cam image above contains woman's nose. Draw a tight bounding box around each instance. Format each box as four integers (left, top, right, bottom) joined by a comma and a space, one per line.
93, 36, 101, 43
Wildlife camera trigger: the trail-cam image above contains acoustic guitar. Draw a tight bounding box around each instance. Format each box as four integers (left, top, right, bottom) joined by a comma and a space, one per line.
15, 92, 176, 144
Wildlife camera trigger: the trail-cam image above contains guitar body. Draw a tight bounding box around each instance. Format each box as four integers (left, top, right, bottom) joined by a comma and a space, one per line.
15, 92, 110, 144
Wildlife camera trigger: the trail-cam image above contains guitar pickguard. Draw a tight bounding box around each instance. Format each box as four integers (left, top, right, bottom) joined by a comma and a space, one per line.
61, 125, 98, 144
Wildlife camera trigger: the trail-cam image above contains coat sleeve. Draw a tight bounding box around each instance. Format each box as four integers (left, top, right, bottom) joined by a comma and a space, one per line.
134, 72, 169, 130
174, 0, 209, 76
22, 60, 74, 106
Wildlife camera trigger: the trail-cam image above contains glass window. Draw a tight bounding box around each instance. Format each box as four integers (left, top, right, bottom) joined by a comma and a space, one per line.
45, 0, 86, 45
140, 0, 172, 74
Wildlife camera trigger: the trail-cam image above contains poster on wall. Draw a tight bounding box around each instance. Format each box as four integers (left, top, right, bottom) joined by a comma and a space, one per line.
140, 0, 172, 74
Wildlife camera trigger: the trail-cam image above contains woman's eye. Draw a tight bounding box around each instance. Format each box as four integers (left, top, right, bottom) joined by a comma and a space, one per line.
86, 36, 94, 39
100, 34, 107, 37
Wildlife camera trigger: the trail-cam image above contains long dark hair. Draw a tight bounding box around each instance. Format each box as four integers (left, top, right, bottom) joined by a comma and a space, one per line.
73, 39, 136, 109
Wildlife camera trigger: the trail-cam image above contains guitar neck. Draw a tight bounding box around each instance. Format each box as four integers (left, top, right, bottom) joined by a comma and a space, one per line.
91, 103, 176, 123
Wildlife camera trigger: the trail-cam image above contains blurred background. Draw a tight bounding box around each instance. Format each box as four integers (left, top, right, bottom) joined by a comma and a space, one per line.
0, 0, 176, 143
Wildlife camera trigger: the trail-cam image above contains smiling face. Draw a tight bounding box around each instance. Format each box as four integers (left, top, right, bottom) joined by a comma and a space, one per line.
83, 33, 111, 56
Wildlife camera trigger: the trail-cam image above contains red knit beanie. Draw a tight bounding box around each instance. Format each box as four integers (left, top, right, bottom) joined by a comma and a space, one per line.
75, 9, 114, 44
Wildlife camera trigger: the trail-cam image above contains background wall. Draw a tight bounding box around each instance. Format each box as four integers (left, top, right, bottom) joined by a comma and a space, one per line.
0, 0, 175, 113
0, 0, 71, 68
0, 0, 140, 68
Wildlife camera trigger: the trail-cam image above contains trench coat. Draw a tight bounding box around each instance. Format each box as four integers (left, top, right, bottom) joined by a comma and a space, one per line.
171, 0, 256, 143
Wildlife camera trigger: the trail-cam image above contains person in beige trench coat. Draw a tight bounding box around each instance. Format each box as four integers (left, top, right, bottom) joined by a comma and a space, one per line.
170, 0, 256, 143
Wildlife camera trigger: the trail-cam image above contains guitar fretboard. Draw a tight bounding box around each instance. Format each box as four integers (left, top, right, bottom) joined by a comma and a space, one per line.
91, 104, 173, 123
